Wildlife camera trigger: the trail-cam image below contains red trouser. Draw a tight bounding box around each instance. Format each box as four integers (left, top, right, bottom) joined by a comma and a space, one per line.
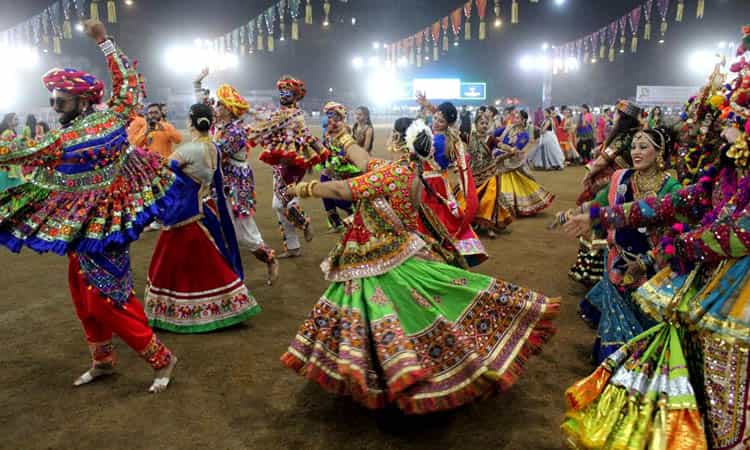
68, 253, 172, 370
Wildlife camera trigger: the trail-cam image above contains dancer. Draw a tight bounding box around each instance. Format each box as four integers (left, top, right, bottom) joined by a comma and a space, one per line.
144, 103, 260, 333
0, 20, 176, 392
415, 95, 487, 267
250, 75, 321, 258
281, 120, 558, 414
387, 117, 413, 156
528, 107, 565, 171
319, 102, 357, 232
468, 112, 514, 237
495, 110, 555, 217
561, 46, 750, 448
352, 106, 374, 153
575, 105, 596, 163
555, 128, 681, 363
557, 106, 581, 164
193, 68, 278, 282
647, 105, 664, 129
0, 113, 23, 190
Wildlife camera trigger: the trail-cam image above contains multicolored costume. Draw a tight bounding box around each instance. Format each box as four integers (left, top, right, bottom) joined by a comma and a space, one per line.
145, 137, 260, 333
319, 102, 357, 230
494, 124, 555, 217
563, 36, 750, 448
193, 81, 275, 264
0, 38, 174, 374
418, 128, 487, 267
467, 129, 514, 232
0, 129, 24, 190
528, 117, 565, 171
281, 155, 559, 414
249, 76, 324, 253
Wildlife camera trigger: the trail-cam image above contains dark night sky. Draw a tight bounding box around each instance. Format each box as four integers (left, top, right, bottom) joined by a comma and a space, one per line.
0, 0, 746, 111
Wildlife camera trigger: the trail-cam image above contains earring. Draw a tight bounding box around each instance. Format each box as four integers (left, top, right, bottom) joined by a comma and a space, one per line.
657, 153, 665, 171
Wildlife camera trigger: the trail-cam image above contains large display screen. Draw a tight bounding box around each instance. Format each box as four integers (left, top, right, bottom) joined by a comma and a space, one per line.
393, 79, 487, 101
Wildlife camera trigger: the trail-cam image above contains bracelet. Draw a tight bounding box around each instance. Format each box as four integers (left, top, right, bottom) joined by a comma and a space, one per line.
337, 134, 356, 151
306, 180, 319, 198
98, 39, 116, 56
295, 182, 309, 198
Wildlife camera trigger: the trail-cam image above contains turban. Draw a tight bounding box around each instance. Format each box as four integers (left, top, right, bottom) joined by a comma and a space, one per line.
216, 84, 250, 117
276, 76, 307, 100
324, 101, 347, 119
42, 68, 105, 104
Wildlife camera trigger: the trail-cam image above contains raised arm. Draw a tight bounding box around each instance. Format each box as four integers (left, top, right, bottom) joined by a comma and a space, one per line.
193, 68, 210, 104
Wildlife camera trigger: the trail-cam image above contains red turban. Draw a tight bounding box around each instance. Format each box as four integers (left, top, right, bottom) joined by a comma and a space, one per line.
42, 68, 105, 104
276, 76, 307, 100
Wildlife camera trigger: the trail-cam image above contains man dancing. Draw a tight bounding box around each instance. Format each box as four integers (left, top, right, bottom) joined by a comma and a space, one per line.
0, 20, 177, 392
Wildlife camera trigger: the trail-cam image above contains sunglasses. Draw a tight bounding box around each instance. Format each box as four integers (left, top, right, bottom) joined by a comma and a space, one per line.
279, 91, 294, 99
49, 97, 75, 108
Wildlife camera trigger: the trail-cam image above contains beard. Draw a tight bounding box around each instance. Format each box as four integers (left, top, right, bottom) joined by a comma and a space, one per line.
279, 96, 296, 107
56, 98, 82, 127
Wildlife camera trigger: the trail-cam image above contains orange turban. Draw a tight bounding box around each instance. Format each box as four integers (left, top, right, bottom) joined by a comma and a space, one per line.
276, 76, 307, 100
216, 84, 250, 117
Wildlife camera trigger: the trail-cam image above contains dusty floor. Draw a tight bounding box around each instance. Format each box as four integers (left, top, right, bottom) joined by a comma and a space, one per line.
0, 128, 596, 450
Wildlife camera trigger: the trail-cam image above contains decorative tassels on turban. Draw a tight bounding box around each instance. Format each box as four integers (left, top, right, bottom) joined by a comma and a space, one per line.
42, 68, 105, 104
216, 84, 250, 117
276, 76, 307, 100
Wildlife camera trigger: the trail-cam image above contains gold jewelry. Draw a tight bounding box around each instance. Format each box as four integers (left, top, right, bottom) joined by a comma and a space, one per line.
295, 182, 309, 198
632, 169, 665, 199
337, 133, 356, 150
306, 180, 319, 198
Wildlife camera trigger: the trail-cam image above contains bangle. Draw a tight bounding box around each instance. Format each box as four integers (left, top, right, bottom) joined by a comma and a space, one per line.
337, 134, 356, 151
98, 39, 116, 56
306, 181, 319, 198
295, 182, 309, 198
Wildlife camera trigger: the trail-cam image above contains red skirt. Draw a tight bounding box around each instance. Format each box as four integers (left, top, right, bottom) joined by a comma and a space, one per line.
145, 221, 260, 333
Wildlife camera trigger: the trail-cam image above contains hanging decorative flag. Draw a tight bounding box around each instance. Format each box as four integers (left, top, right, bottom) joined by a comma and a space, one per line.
233, 28, 241, 53
416, 31, 423, 68
90, 0, 100, 21
239, 25, 246, 54
73, 0, 88, 22
107, 0, 116, 23
464, 1, 472, 40
451, 7, 462, 46
31, 16, 41, 49
257, 16, 265, 51
618, 15, 627, 53
582, 35, 590, 62
598, 26, 607, 59
675, 0, 684, 21
431, 21, 441, 61
657, 0, 670, 37
305, 0, 313, 24
629, 6, 641, 52
277, 0, 287, 41
511, 0, 519, 24
247, 20, 256, 53
441, 17, 449, 51
62, 0, 72, 38
51, 1, 62, 53
423, 27, 430, 62
643, 0, 653, 40
323, 0, 331, 26
608, 21, 618, 62
41, 9, 50, 45
289, 0, 301, 40
697, 0, 704, 19
265, 7, 276, 51
476, 0, 488, 40
494, 0, 501, 26
576, 38, 583, 62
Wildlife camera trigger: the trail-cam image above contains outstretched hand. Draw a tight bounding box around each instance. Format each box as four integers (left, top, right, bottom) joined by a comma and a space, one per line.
195, 67, 210, 84
83, 19, 107, 43
415, 91, 429, 108
562, 213, 592, 238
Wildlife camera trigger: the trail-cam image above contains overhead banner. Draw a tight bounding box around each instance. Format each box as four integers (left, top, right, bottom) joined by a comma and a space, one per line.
636, 85, 699, 104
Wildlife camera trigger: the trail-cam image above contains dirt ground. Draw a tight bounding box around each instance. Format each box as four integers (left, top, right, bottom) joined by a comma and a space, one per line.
0, 127, 596, 450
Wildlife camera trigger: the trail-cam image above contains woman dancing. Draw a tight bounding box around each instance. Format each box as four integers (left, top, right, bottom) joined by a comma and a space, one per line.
280, 119, 558, 414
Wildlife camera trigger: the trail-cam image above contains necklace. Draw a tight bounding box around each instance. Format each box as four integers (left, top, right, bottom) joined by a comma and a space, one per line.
632, 169, 666, 200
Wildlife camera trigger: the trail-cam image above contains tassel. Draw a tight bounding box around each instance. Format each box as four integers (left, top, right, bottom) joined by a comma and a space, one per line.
107, 0, 117, 23
90, 1, 99, 21
620, 35, 626, 53
240, 44, 246, 54
53, 36, 61, 54
442, 35, 448, 51
599, 45, 605, 59
696, 0, 704, 19
479, 21, 486, 40
305, 0, 313, 24
511, 0, 518, 24
465, 21, 471, 40
268, 35, 274, 52
433, 45, 439, 61
63, 20, 72, 39
417, 53, 422, 68
676, 1, 684, 22
631, 36, 638, 53
609, 46, 615, 62
292, 19, 299, 40
258, 34, 264, 50
644, 22, 651, 40
660, 19, 668, 36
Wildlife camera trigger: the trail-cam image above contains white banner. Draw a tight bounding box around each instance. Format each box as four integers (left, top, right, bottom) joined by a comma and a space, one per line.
636, 85, 700, 105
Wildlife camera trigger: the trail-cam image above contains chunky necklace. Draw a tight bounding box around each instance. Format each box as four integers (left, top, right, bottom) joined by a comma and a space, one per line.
632, 169, 666, 200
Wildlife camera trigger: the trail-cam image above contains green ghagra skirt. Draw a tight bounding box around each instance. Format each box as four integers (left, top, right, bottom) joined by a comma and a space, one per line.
281, 256, 559, 414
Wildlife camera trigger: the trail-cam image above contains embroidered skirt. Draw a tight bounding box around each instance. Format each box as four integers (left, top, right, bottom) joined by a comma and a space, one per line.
281, 256, 558, 414
498, 169, 555, 217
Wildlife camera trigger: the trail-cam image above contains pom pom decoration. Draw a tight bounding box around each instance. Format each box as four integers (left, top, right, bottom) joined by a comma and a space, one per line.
405, 119, 432, 155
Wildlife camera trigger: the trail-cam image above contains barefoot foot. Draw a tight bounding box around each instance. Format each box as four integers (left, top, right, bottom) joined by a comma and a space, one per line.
266, 258, 279, 286
73, 364, 115, 387
148, 356, 178, 393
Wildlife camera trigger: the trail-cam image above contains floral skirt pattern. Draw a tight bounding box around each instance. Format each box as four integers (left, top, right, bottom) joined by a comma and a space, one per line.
281, 257, 558, 414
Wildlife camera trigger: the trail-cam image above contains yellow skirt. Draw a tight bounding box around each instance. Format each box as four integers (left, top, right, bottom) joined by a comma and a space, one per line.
499, 169, 555, 217
475, 176, 514, 231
